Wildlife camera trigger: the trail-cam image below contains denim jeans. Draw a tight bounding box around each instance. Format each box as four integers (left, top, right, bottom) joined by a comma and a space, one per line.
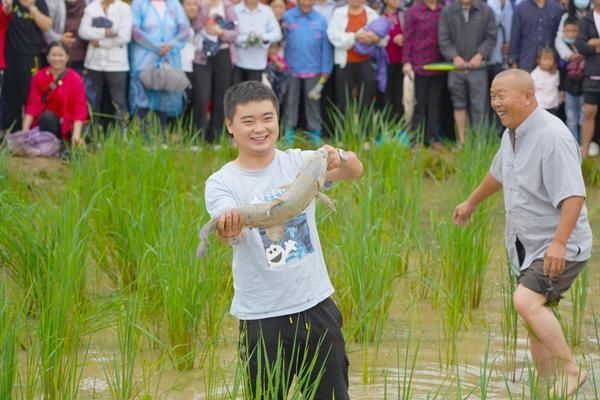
565, 92, 584, 143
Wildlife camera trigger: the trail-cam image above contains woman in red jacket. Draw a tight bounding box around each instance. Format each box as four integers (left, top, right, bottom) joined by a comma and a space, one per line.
22, 41, 87, 147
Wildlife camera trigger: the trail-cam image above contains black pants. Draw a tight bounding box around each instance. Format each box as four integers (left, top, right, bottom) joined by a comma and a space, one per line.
86, 69, 129, 124
3, 48, 42, 130
413, 74, 445, 145
239, 297, 349, 400
232, 66, 263, 85
136, 107, 167, 141
39, 110, 62, 139
385, 63, 404, 121
192, 49, 232, 143
334, 61, 376, 114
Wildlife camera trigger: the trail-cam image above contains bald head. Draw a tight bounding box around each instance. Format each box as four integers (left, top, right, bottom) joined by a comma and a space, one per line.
490, 69, 538, 130
493, 69, 535, 94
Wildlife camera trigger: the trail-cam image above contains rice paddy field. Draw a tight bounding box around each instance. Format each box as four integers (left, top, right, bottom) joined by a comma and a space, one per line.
1, 115, 600, 399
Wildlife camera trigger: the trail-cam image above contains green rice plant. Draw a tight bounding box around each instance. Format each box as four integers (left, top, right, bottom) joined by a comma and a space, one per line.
434, 219, 476, 366
326, 96, 406, 149
478, 333, 495, 399
383, 327, 420, 400
328, 180, 402, 381
32, 192, 92, 400
103, 295, 143, 400
0, 281, 18, 399
453, 130, 499, 310
582, 157, 600, 187
155, 193, 206, 370
200, 243, 234, 345
568, 265, 590, 347
432, 131, 499, 366
0, 200, 49, 315
500, 264, 519, 382
422, 150, 457, 181
589, 312, 600, 398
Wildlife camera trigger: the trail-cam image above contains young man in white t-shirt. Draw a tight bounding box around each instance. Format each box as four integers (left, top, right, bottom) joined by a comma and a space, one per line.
204, 81, 362, 399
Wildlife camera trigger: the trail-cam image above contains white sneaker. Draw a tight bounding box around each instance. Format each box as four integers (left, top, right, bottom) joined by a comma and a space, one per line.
589, 141, 599, 157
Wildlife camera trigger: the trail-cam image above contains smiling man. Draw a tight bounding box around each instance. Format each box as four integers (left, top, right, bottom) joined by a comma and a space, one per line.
453, 69, 592, 397
204, 81, 362, 399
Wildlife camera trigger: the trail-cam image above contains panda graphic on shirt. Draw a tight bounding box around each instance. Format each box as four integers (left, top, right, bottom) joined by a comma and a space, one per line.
251, 188, 315, 268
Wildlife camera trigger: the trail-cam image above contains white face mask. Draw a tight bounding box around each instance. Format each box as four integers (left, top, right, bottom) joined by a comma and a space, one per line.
574, 0, 590, 10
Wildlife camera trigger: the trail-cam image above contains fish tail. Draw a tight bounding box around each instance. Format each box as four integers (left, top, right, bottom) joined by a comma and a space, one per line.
195, 217, 219, 259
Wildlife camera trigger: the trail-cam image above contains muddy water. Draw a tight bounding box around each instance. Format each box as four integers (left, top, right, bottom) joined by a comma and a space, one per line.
9, 159, 600, 399
69, 181, 600, 399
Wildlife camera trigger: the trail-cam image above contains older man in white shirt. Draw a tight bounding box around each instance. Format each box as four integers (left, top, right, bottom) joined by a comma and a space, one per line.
454, 69, 592, 398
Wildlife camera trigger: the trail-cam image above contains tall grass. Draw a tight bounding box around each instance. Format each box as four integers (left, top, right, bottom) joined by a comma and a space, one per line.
1, 119, 599, 398
323, 141, 423, 382
500, 265, 519, 382
33, 192, 92, 399
0, 281, 18, 399
568, 265, 590, 347
155, 194, 206, 370
432, 130, 499, 366
103, 295, 143, 400
327, 97, 409, 149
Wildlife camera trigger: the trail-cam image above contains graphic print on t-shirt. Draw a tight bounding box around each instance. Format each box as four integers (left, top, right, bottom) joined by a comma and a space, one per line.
251, 188, 315, 268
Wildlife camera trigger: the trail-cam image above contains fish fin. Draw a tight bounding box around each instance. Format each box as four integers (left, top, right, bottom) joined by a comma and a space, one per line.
266, 199, 283, 217
316, 192, 336, 212
265, 225, 286, 241
277, 184, 291, 192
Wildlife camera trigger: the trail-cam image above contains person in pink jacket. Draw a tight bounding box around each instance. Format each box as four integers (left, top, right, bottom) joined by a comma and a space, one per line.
191, 0, 239, 143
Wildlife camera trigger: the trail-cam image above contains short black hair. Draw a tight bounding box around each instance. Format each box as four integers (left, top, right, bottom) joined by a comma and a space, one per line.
46, 40, 70, 57
223, 81, 279, 121
564, 15, 579, 27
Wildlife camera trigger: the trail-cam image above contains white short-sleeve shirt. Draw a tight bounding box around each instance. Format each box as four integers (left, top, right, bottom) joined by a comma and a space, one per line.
204, 149, 334, 320
489, 107, 593, 275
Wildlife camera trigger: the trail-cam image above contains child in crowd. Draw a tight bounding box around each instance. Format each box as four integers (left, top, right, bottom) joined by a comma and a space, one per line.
531, 47, 561, 116
560, 16, 584, 143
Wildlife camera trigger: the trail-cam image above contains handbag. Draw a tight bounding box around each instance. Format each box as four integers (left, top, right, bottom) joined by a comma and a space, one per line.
91, 16, 113, 28
567, 56, 585, 82
139, 61, 191, 92
6, 127, 61, 158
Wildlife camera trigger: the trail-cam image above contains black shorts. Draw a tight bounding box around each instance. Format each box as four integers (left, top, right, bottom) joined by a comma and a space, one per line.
518, 259, 587, 305
239, 297, 349, 400
583, 77, 600, 104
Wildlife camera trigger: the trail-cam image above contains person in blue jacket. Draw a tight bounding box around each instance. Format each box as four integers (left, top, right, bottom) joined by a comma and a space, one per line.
282, 0, 332, 145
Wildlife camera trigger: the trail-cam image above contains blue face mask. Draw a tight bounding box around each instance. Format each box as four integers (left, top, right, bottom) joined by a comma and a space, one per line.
574, 0, 590, 10
564, 37, 576, 44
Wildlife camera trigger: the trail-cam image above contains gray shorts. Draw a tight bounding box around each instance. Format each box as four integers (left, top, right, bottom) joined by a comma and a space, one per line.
447, 69, 488, 122
518, 259, 588, 305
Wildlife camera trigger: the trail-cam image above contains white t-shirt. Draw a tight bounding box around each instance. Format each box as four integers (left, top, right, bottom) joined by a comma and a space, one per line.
204, 149, 334, 320
531, 66, 560, 110
181, 34, 195, 73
